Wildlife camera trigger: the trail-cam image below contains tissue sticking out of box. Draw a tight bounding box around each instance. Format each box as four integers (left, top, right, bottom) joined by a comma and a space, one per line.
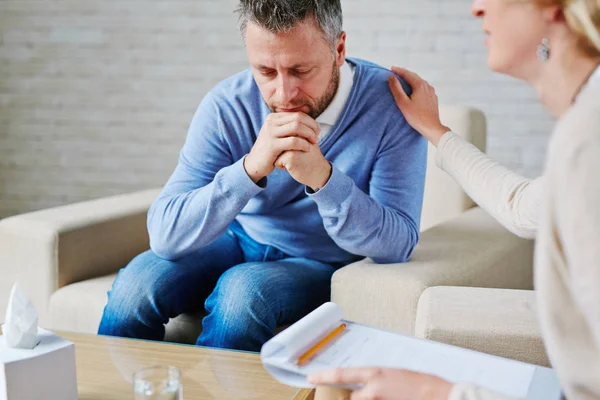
3, 283, 39, 349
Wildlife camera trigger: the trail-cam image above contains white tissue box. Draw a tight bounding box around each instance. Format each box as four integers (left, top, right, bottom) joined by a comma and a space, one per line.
0, 328, 78, 400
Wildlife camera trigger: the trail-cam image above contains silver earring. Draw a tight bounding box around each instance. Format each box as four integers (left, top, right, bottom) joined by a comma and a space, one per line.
537, 38, 550, 61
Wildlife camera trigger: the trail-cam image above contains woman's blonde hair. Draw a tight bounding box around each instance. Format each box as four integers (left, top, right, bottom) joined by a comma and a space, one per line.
536, 0, 600, 56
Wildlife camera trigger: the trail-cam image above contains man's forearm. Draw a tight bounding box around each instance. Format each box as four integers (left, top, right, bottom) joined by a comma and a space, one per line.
147, 157, 264, 260
309, 166, 420, 264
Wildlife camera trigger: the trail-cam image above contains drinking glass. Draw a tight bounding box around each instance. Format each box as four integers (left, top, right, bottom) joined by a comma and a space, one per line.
133, 365, 182, 399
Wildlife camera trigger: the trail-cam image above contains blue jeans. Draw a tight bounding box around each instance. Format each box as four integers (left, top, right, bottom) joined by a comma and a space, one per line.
97, 221, 341, 351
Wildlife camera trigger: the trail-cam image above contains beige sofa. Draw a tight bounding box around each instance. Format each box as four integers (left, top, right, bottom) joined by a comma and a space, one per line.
0, 105, 546, 364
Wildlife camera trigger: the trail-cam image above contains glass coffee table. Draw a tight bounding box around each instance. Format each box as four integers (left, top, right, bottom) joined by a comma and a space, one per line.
58, 331, 314, 399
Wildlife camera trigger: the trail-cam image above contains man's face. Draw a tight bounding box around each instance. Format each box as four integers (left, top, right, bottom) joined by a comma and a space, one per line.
245, 18, 346, 119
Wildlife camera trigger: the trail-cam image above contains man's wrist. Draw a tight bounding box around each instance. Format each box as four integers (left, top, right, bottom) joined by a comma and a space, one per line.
243, 154, 265, 184
308, 161, 333, 191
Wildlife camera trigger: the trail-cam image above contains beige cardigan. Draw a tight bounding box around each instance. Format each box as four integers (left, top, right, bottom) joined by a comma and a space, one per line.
446, 76, 600, 400
435, 132, 541, 240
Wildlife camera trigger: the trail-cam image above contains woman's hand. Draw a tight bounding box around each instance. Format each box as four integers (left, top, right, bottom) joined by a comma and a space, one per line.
308, 367, 453, 400
388, 67, 451, 147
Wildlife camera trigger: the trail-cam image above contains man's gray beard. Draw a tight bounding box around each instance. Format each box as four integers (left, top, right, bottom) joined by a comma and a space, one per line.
309, 62, 341, 119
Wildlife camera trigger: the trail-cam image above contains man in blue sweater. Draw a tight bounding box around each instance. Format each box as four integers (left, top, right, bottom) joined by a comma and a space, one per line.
98, 0, 427, 351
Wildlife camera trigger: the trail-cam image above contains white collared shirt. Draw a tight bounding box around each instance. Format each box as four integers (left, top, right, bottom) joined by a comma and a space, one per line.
316, 61, 355, 141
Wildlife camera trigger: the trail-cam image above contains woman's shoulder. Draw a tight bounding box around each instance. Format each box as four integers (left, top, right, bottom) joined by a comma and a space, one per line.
557, 81, 600, 134
550, 81, 600, 159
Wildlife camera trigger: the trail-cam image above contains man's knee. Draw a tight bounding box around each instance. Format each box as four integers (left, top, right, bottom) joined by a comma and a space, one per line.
107, 250, 175, 311
199, 264, 276, 350
208, 264, 275, 322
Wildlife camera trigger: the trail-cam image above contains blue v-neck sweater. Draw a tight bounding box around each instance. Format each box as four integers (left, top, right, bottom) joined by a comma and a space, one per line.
148, 58, 427, 265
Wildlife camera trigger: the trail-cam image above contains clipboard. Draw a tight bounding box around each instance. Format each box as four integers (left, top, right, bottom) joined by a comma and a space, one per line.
260, 302, 562, 400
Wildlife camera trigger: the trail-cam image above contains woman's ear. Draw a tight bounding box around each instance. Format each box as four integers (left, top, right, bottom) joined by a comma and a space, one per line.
543, 5, 565, 24
544, 5, 575, 40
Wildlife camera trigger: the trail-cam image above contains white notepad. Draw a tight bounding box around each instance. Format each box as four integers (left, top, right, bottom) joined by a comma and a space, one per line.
261, 302, 562, 400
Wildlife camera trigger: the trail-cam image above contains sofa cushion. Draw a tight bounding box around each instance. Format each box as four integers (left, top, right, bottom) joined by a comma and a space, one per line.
49, 273, 117, 334
49, 273, 204, 344
414, 286, 549, 367
48, 273, 289, 345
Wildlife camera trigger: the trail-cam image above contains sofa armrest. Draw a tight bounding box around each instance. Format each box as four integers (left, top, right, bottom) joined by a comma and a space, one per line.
415, 287, 548, 367
331, 207, 534, 336
0, 188, 160, 326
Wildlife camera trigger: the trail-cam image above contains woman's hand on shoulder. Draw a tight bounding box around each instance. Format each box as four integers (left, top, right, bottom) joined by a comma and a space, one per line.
388, 66, 451, 147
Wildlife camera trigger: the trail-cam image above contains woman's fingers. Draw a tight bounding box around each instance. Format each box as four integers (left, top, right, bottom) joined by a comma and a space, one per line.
308, 368, 382, 386
388, 75, 409, 107
391, 66, 424, 88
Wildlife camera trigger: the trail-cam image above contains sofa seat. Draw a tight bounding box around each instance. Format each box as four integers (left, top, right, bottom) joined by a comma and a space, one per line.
49, 273, 205, 344
414, 286, 549, 367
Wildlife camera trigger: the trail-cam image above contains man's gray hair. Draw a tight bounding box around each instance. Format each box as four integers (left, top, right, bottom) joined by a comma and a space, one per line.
235, 0, 343, 50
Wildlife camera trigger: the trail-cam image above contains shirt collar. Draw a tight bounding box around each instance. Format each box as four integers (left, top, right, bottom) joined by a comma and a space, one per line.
316, 61, 355, 127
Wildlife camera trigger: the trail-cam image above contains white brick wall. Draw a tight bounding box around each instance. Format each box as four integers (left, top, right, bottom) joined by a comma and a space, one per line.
0, 0, 552, 218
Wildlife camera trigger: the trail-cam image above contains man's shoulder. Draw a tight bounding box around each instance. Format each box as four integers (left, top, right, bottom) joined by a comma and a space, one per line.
349, 58, 413, 102
197, 68, 265, 122
350, 58, 390, 76
208, 68, 258, 101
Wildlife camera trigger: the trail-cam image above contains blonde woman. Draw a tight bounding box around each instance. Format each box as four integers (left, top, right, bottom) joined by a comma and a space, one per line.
308, 0, 600, 399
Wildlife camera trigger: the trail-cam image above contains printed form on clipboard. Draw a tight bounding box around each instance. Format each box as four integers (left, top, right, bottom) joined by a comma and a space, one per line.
260, 302, 562, 400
